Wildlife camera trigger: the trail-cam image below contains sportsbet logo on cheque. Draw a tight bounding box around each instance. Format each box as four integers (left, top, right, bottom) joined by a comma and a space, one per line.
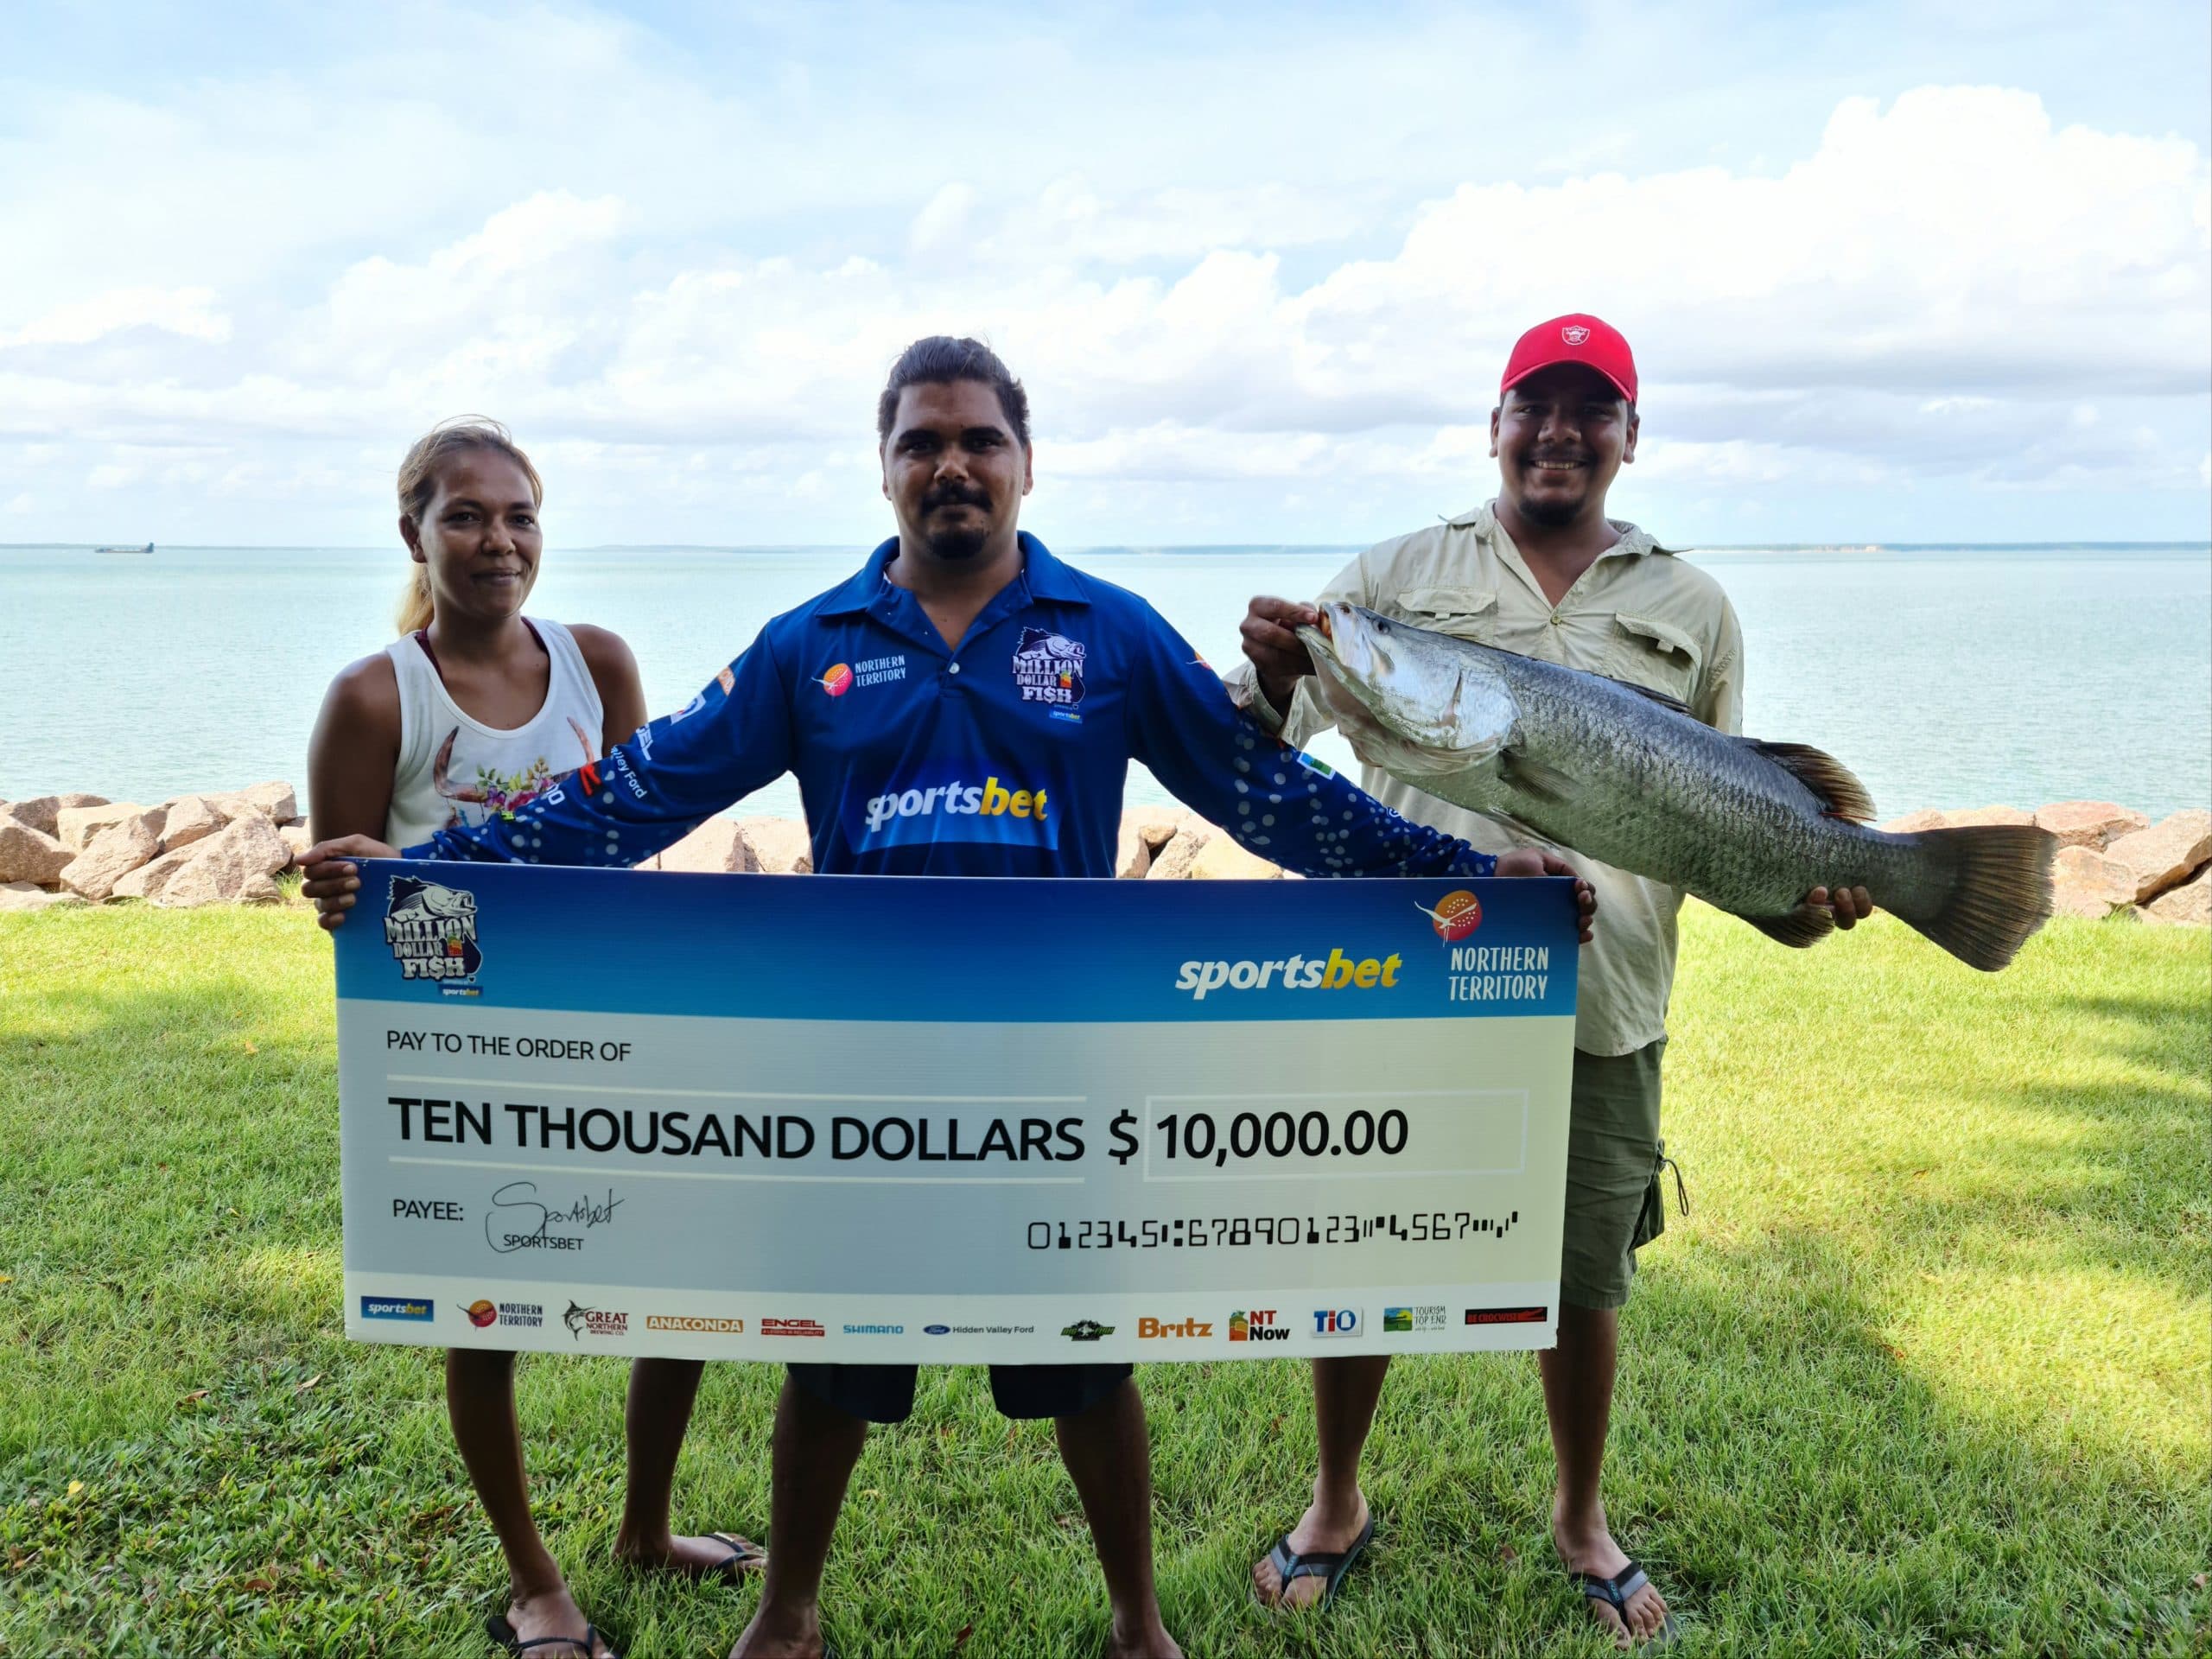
1175, 947, 1402, 1001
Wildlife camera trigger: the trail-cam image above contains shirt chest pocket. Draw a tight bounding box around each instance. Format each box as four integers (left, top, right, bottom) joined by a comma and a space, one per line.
1394, 586, 1499, 644
1605, 613, 1703, 705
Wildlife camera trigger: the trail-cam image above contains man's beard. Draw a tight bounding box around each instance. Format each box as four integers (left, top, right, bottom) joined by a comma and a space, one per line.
920, 487, 993, 559
923, 523, 989, 560
1516, 492, 1583, 529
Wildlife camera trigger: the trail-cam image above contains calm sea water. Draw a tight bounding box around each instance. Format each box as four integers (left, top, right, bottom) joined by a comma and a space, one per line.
3, 543, 2206, 825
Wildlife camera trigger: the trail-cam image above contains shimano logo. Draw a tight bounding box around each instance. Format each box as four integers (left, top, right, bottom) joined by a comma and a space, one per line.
1174, 948, 1402, 1001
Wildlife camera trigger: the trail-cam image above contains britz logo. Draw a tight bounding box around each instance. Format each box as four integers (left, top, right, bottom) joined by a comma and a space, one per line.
1229, 1310, 1289, 1343
1313, 1308, 1363, 1338
1137, 1317, 1212, 1339
360, 1295, 434, 1322
383, 876, 482, 984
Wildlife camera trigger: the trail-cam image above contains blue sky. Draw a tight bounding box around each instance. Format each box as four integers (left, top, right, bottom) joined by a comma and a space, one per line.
3, 0, 2206, 547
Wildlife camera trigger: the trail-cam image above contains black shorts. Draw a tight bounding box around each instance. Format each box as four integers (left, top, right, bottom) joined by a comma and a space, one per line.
788, 1362, 1131, 1425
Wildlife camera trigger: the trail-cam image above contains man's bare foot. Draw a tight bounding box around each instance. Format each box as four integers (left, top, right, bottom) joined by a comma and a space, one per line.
1554, 1500, 1671, 1649
1104, 1615, 1184, 1657
616, 1529, 766, 1580
727, 1598, 829, 1659
1250, 1490, 1370, 1610
498, 1583, 617, 1657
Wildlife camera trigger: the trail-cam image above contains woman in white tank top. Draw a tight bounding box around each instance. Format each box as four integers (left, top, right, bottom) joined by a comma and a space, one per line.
303, 420, 762, 1657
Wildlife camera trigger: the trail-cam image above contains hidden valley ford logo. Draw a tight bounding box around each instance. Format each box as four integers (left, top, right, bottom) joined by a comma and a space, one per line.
1417, 889, 1483, 944
384, 876, 483, 987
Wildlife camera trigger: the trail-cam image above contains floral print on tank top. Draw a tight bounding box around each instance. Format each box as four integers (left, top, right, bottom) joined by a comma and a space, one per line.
430, 716, 597, 830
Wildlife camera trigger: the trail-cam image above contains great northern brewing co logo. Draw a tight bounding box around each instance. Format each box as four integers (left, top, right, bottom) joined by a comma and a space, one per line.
1012, 627, 1086, 706
385, 876, 483, 986
1415, 889, 1482, 944
1561, 324, 1591, 345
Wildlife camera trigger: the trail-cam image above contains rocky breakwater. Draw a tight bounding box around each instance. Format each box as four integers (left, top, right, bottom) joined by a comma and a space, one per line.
4, 788, 2202, 930
1882, 800, 2211, 927
0, 784, 306, 911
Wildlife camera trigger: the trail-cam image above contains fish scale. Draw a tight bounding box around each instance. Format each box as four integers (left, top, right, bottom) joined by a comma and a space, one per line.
1300, 604, 2054, 970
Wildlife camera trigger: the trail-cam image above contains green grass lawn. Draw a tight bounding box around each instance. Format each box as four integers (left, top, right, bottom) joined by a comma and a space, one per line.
2, 902, 2205, 1657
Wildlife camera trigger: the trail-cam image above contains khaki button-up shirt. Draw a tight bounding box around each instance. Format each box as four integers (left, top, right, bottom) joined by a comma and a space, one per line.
1225, 500, 1745, 1057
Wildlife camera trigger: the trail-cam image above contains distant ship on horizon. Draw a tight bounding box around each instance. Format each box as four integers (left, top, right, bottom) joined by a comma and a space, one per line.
92, 542, 154, 555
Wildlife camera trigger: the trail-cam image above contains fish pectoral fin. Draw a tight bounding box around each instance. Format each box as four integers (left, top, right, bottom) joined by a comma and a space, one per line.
1736, 900, 1838, 949
1749, 741, 1878, 823
1497, 751, 1580, 805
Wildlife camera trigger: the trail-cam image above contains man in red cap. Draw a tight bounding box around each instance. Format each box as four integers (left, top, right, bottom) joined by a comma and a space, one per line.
1229, 315, 1866, 1648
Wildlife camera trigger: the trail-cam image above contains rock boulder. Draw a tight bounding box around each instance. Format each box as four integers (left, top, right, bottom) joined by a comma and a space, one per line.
158, 795, 225, 852
60, 816, 162, 902
1145, 819, 1216, 880
1189, 835, 1283, 880
152, 816, 293, 908
1116, 804, 1184, 879
736, 817, 812, 874
1879, 809, 1948, 835
658, 818, 756, 874
2050, 846, 2140, 918
0, 880, 86, 912
2141, 863, 2212, 927
59, 802, 158, 851
2103, 810, 2212, 902
0, 817, 73, 887
1946, 805, 2035, 829
2033, 800, 2149, 850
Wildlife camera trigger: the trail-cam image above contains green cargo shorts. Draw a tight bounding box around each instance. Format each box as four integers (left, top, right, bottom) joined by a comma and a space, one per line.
1559, 1039, 1679, 1312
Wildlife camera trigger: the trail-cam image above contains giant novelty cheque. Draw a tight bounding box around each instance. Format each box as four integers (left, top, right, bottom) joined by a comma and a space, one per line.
337, 862, 1579, 1363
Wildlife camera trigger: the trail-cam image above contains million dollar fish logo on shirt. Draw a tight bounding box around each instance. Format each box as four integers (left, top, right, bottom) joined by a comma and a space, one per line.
383, 875, 484, 986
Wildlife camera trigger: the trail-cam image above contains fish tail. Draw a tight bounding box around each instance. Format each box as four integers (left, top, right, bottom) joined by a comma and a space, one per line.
1891, 825, 2057, 971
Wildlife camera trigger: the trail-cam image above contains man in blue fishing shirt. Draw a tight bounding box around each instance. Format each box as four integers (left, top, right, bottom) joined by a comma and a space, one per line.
306, 336, 1592, 1659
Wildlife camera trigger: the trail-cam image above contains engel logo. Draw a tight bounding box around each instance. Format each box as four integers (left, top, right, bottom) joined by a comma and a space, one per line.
817, 664, 853, 696
1416, 890, 1482, 944
864, 776, 1048, 834
1175, 948, 1402, 1001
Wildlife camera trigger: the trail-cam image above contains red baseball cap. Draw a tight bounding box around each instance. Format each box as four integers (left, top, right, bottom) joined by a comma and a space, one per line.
1500, 314, 1637, 404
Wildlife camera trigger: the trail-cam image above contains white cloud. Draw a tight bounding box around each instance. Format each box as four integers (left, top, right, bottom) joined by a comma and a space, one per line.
0, 67, 2204, 543
0, 286, 229, 348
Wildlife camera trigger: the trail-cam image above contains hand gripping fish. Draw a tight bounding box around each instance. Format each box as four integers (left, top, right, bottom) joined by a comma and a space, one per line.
1299, 603, 2054, 970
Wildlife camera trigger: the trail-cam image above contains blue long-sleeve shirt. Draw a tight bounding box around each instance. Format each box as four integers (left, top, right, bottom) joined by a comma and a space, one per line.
407, 534, 1496, 882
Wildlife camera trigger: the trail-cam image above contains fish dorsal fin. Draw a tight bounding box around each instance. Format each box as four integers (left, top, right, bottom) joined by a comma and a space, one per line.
1602, 675, 1694, 717
1751, 741, 1878, 822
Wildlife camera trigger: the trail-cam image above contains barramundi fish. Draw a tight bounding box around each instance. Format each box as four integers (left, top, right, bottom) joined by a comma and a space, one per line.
1298, 602, 2055, 970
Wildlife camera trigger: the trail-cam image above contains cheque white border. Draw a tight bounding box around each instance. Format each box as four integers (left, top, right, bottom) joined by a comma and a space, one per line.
1138, 1088, 1529, 1182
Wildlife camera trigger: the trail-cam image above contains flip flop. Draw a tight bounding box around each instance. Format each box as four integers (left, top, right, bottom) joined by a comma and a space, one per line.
1567, 1559, 1680, 1649
1258, 1512, 1376, 1610
695, 1531, 767, 1578
485, 1611, 622, 1657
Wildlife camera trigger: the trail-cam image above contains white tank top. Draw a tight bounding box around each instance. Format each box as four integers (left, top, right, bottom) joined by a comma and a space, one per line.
383, 618, 605, 849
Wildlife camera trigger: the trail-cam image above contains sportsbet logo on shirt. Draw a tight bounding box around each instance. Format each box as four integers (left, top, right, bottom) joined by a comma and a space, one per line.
856, 773, 1055, 849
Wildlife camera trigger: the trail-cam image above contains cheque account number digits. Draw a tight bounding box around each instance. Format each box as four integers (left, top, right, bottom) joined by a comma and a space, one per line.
1027, 1212, 1525, 1250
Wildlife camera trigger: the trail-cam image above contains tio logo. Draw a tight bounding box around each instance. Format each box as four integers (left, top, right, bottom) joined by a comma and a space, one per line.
1312, 1308, 1363, 1338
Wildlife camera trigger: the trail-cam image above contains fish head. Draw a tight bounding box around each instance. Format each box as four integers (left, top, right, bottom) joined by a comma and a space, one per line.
1297, 602, 1517, 781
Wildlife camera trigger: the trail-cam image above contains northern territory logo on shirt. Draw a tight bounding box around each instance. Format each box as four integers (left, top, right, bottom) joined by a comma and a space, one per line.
854, 772, 1058, 852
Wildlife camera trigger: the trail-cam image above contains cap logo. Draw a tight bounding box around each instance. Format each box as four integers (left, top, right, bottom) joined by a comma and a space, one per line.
1560, 325, 1591, 346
